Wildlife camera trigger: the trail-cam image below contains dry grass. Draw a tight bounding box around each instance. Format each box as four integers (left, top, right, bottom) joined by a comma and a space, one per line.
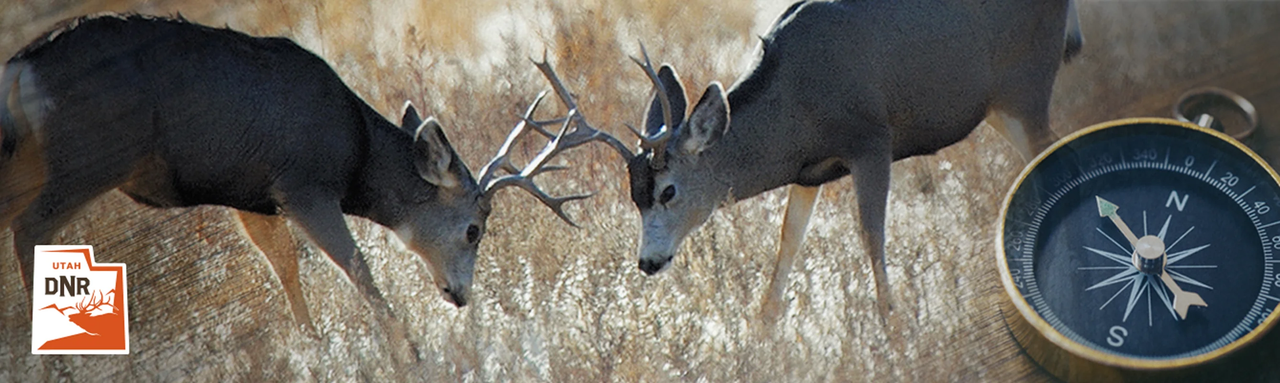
0, 1, 1032, 381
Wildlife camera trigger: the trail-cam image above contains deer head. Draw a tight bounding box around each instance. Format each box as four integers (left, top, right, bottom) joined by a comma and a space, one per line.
388, 104, 487, 307
393, 97, 603, 306
521, 46, 735, 276
628, 50, 734, 275
397, 53, 632, 305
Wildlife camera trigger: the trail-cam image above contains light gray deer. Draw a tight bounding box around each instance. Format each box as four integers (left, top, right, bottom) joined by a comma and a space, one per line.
0, 13, 596, 365
551, 0, 1084, 320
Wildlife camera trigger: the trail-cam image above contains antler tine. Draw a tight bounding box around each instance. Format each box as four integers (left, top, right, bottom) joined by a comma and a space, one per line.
623, 123, 645, 140
483, 52, 648, 225
523, 109, 579, 175
478, 90, 551, 189
628, 43, 674, 169
107, 289, 120, 311
525, 117, 567, 139
482, 111, 593, 225
521, 115, 561, 140
75, 290, 105, 313
484, 174, 592, 227
530, 53, 636, 160
531, 50, 580, 113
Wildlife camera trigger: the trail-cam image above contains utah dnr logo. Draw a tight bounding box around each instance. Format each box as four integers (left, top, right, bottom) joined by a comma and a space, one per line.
30, 245, 129, 354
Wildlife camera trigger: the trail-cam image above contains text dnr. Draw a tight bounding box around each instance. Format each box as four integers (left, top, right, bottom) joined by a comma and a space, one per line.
45, 275, 90, 297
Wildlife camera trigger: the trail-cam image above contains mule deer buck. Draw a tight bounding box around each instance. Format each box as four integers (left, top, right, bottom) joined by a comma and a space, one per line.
0, 13, 595, 361
552, 0, 1084, 320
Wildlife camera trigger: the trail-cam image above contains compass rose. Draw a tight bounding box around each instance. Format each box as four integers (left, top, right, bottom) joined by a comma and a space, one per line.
1082, 196, 1211, 325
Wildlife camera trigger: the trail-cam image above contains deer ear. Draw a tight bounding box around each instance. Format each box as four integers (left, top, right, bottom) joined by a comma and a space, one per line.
679, 82, 729, 155
412, 117, 461, 189
401, 101, 423, 133
642, 64, 687, 136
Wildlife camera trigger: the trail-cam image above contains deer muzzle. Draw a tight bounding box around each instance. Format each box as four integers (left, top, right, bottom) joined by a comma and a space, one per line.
441, 285, 468, 307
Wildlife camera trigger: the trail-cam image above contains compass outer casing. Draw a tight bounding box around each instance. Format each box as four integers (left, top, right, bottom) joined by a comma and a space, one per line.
995, 117, 1280, 377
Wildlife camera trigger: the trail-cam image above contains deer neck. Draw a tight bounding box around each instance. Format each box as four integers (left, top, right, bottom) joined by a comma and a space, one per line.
343, 114, 415, 228
702, 92, 806, 202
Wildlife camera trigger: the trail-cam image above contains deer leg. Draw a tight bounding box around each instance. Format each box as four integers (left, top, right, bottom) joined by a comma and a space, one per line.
1064, 0, 1084, 62
852, 150, 893, 320
986, 111, 1041, 162
236, 210, 315, 334
283, 195, 422, 366
283, 197, 380, 308
993, 57, 1060, 161
0, 130, 45, 231
761, 184, 821, 324
12, 170, 127, 297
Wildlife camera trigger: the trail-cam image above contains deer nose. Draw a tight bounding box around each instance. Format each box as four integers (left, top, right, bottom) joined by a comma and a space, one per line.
441, 287, 467, 307
638, 256, 671, 275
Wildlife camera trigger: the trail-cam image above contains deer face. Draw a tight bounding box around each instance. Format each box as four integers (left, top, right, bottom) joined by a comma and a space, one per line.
630, 152, 726, 275
394, 105, 487, 307
395, 189, 485, 308
629, 65, 731, 275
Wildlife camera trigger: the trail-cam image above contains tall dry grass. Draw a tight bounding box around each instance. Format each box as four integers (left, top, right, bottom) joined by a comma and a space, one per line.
0, 1, 1030, 381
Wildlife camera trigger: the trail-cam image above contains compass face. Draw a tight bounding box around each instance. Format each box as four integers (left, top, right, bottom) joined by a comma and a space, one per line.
999, 119, 1280, 367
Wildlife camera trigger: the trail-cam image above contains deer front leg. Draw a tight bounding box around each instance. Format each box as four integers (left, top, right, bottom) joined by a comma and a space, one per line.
236, 210, 315, 334
991, 56, 1059, 161
284, 195, 422, 368
986, 111, 1043, 162
12, 174, 121, 297
852, 150, 893, 320
284, 197, 385, 311
760, 184, 820, 324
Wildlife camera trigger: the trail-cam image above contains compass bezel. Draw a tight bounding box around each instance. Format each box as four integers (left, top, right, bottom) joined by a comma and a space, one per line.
996, 117, 1280, 370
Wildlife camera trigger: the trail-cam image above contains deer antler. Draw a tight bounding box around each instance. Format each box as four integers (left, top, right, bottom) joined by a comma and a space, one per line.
74, 290, 108, 314
529, 52, 638, 161
629, 43, 675, 170
477, 52, 638, 226
106, 289, 120, 312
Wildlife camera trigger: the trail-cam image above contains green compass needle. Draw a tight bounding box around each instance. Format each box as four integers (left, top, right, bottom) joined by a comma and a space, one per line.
1097, 196, 1208, 319
1097, 196, 1141, 248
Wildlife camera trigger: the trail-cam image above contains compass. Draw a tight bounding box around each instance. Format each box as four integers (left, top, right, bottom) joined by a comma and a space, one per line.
997, 115, 1280, 377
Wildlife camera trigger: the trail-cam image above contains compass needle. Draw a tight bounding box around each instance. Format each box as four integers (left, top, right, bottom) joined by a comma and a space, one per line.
999, 118, 1280, 374
1159, 272, 1207, 319
1097, 196, 1141, 246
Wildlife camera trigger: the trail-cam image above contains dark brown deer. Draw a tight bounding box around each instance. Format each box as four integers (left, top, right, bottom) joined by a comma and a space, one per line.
0, 13, 594, 362
557, 0, 1084, 320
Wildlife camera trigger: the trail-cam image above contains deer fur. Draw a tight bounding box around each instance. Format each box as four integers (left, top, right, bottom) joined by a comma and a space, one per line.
0, 14, 501, 365
625, 0, 1082, 319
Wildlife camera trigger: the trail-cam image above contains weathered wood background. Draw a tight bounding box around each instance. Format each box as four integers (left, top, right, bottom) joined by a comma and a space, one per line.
1, 1, 1279, 382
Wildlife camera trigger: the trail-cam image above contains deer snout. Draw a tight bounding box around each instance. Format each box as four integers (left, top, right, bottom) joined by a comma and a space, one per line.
441, 286, 468, 307
638, 255, 672, 275
638, 230, 678, 275
638, 212, 691, 276
638, 234, 677, 275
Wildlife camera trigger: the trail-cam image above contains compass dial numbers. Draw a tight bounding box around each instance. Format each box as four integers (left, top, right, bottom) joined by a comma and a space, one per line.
1001, 121, 1280, 364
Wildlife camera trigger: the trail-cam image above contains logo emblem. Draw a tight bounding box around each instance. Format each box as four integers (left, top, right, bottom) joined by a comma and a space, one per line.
30, 245, 129, 354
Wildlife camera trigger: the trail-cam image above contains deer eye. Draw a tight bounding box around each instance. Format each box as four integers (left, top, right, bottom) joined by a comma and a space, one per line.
466, 224, 481, 244
659, 185, 676, 205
